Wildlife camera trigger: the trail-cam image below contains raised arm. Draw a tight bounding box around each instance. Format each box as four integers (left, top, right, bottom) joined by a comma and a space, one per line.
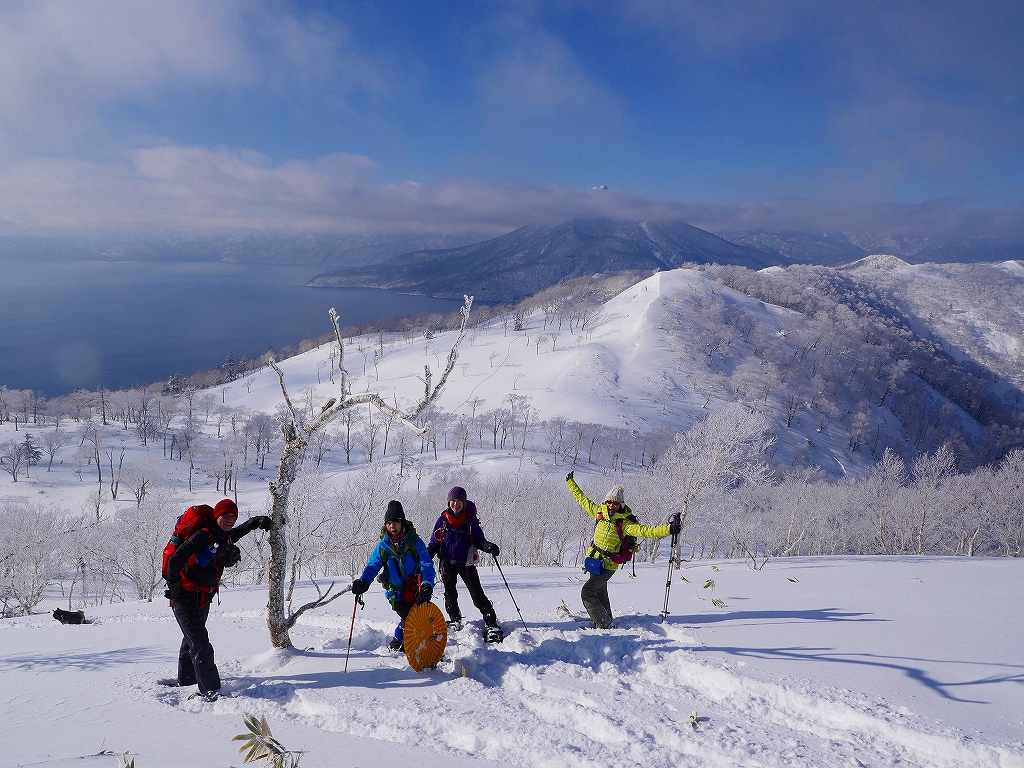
566, 474, 602, 520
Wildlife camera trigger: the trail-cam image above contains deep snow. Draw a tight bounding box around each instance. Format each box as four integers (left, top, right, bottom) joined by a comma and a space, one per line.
3, 557, 1023, 768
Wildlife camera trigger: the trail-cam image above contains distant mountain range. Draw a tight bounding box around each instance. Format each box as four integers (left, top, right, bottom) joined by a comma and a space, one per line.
720, 230, 1024, 266
307, 218, 783, 301
3, 222, 1020, 300
0, 231, 492, 267
308, 218, 1024, 301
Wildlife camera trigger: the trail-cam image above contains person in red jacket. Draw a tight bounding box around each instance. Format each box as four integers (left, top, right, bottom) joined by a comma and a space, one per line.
164, 498, 270, 700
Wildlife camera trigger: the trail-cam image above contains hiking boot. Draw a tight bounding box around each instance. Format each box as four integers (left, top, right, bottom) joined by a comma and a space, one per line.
446, 619, 463, 632
483, 624, 504, 643
388, 638, 404, 652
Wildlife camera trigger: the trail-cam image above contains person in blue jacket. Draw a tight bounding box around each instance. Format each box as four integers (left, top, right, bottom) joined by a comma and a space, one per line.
427, 486, 502, 641
351, 500, 435, 652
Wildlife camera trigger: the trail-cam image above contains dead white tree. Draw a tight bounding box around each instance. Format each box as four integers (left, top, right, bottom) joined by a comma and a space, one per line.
264, 297, 473, 648
659, 403, 775, 536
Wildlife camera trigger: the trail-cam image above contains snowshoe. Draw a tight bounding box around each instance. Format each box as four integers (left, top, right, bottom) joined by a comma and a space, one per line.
188, 690, 221, 702
483, 624, 504, 643
446, 619, 463, 632
388, 638, 404, 652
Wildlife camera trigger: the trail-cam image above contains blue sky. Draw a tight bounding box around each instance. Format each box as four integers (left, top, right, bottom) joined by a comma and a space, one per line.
0, 0, 1021, 238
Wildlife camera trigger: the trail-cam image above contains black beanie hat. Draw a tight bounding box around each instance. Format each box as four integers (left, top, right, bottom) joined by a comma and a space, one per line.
447, 486, 467, 502
384, 500, 406, 523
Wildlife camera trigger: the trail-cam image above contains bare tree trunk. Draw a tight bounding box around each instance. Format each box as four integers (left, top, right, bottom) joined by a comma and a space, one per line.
264, 298, 473, 648
267, 426, 305, 647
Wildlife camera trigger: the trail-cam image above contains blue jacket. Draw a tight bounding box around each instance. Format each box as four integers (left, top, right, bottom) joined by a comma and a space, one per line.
359, 521, 435, 605
428, 500, 488, 568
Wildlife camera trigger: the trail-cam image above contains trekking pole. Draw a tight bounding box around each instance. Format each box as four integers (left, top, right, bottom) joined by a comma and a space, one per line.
344, 593, 364, 672
493, 558, 528, 632
660, 514, 682, 623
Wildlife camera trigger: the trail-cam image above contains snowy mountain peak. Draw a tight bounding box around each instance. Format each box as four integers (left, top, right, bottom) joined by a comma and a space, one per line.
846, 253, 911, 270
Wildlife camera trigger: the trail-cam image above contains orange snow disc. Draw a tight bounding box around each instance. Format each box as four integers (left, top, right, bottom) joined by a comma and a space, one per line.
403, 602, 448, 671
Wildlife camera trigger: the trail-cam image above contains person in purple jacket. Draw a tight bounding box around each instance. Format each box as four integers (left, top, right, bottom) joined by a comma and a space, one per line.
427, 486, 503, 642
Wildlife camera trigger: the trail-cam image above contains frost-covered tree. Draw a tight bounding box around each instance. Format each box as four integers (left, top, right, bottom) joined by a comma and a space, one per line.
0, 503, 66, 616
657, 404, 774, 533
122, 455, 165, 506
281, 465, 336, 601
864, 448, 908, 555
945, 471, 993, 556
0, 440, 26, 482
910, 445, 957, 555
263, 298, 472, 648
41, 424, 73, 471
112, 490, 181, 601
990, 449, 1024, 556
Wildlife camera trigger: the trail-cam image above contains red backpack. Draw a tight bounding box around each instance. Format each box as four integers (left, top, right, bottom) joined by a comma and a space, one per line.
594, 509, 639, 565
162, 504, 217, 592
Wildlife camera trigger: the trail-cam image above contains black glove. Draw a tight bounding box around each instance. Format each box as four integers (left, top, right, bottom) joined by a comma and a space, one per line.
427, 543, 439, 558
351, 578, 369, 596
254, 515, 272, 531
415, 583, 433, 605
482, 541, 500, 557
164, 578, 183, 600
668, 512, 681, 536
566, 470, 574, 482
221, 543, 241, 568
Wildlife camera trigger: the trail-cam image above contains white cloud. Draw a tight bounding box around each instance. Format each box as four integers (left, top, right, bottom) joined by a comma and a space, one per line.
0, 0, 369, 152
0, 144, 693, 234
477, 25, 599, 112
471, 10, 621, 125
0, 2, 237, 143
0, 144, 1019, 239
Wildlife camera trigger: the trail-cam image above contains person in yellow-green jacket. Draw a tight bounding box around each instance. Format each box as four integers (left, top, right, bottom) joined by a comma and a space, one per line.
566, 471, 679, 628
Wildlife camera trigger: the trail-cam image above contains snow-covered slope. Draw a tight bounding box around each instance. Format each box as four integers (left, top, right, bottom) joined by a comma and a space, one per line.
842, 259, 1024, 388
238, 270, 728, 429
3, 557, 1022, 768
3, 268, 1024, 768
230, 268, 881, 475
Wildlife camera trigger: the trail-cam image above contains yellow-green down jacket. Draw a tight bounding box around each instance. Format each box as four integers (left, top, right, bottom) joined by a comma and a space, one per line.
567, 477, 671, 572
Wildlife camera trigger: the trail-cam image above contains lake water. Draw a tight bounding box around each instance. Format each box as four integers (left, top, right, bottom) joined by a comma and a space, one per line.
0, 261, 462, 396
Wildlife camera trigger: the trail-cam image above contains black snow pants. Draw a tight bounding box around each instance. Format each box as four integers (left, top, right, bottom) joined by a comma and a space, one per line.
580, 567, 615, 629
171, 594, 221, 694
440, 562, 496, 626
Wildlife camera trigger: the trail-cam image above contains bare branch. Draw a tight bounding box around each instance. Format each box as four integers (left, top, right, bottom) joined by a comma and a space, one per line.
413, 295, 473, 419
340, 393, 425, 434
284, 582, 351, 630
269, 357, 302, 429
